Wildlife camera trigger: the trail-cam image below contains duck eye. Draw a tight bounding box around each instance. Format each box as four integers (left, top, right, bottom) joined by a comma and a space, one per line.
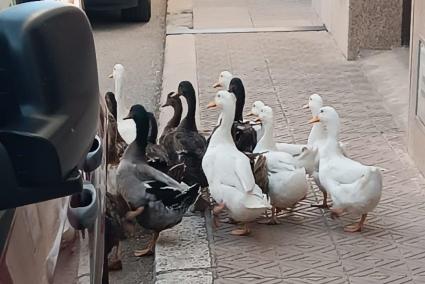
217, 94, 221, 98
320, 109, 324, 113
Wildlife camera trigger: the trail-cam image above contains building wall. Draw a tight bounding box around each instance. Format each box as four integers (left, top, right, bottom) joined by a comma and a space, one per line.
313, 0, 403, 60
312, 0, 350, 58
348, 0, 403, 59
408, 0, 425, 176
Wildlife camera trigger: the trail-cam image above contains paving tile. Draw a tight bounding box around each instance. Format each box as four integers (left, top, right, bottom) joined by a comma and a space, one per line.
193, 30, 425, 283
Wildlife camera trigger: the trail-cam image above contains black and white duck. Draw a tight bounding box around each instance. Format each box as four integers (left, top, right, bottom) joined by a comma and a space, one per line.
209, 76, 258, 153
159, 92, 183, 145
161, 81, 208, 187
116, 104, 200, 256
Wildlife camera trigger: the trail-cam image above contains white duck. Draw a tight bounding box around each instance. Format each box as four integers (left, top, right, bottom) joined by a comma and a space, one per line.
212, 70, 233, 90
249, 101, 309, 155
109, 64, 136, 144
252, 106, 310, 224
304, 93, 347, 208
247, 100, 265, 141
310, 106, 382, 232
253, 106, 317, 175
202, 90, 271, 236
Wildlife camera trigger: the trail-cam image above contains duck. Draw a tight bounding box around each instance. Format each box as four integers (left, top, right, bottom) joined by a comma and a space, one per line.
209, 75, 258, 152
310, 106, 382, 232
103, 91, 128, 165
202, 90, 271, 236
247, 100, 265, 141
213, 70, 233, 90
104, 191, 133, 270
253, 107, 310, 224
253, 105, 317, 175
146, 111, 186, 181
108, 63, 136, 144
303, 93, 347, 208
161, 81, 208, 187
248, 100, 308, 155
116, 104, 200, 256
159, 92, 183, 145
228, 78, 259, 152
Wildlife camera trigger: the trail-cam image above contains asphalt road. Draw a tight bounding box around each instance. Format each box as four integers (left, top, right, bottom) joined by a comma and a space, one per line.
88, 1, 167, 283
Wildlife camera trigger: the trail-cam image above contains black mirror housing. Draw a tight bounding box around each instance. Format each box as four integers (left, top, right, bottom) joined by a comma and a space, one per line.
0, 2, 100, 209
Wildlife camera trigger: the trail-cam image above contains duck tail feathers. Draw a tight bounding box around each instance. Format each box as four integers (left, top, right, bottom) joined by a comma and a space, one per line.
176, 183, 201, 210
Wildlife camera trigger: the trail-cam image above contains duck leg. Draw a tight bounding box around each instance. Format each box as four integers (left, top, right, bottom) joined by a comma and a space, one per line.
267, 207, 280, 225
212, 203, 225, 228
344, 214, 367, 233
134, 231, 159, 257
231, 223, 251, 236
311, 191, 329, 209
330, 208, 344, 219
125, 207, 144, 221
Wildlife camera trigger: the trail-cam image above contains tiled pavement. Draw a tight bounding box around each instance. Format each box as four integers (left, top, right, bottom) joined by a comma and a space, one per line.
194, 31, 425, 283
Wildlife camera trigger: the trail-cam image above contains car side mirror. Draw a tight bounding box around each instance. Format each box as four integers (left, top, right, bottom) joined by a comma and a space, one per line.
0, 2, 100, 209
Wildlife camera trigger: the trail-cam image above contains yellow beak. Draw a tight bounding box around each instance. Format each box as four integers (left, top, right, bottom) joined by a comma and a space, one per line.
207, 101, 217, 109
254, 117, 262, 122
212, 82, 222, 88
308, 116, 320, 124
108, 73, 113, 78
246, 112, 254, 117
302, 104, 309, 109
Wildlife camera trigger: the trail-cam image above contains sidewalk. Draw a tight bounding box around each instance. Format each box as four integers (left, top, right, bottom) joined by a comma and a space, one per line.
157, 1, 425, 283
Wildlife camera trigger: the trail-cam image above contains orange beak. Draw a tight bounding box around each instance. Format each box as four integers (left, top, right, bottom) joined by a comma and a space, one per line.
246, 112, 254, 117
207, 101, 217, 109
212, 82, 221, 88
254, 117, 261, 122
302, 104, 309, 109
308, 116, 320, 124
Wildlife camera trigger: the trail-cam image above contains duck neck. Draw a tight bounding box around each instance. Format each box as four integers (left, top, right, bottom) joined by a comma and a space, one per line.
257, 120, 275, 150
115, 75, 125, 120
167, 102, 182, 129
180, 92, 197, 131
322, 122, 341, 158
234, 95, 244, 122
209, 106, 236, 146
134, 117, 149, 155
147, 114, 158, 144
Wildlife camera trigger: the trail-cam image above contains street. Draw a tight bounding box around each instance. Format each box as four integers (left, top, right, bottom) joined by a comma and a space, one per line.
89, 1, 167, 282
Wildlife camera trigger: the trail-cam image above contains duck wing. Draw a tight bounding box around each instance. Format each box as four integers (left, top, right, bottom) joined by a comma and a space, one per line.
145, 182, 200, 209
173, 131, 207, 158
245, 152, 269, 195
146, 143, 169, 171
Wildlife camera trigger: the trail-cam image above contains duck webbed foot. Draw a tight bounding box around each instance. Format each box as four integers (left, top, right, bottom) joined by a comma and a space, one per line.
108, 243, 122, 271
134, 231, 159, 257
344, 214, 367, 233
258, 207, 280, 225
231, 223, 251, 236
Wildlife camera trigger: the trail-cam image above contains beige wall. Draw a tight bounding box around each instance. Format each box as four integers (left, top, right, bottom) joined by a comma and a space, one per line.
313, 0, 403, 60
312, 0, 350, 58
408, 0, 425, 175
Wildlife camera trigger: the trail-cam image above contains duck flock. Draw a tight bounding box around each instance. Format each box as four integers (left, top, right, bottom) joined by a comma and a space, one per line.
103, 64, 383, 266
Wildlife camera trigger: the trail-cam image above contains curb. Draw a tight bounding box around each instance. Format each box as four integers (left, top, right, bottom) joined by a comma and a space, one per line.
154, 1, 213, 282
